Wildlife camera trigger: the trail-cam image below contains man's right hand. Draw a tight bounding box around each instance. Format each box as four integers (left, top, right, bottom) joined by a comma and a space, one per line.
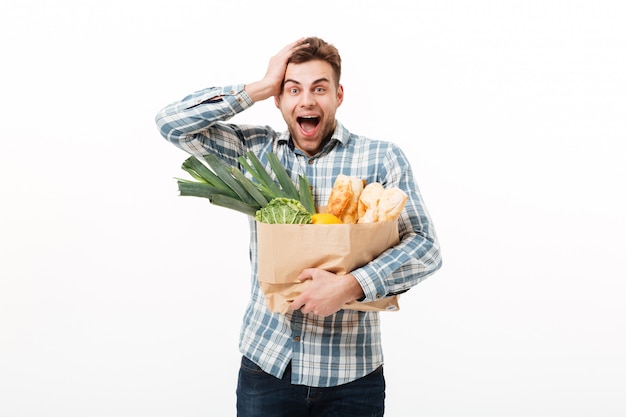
244, 38, 307, 102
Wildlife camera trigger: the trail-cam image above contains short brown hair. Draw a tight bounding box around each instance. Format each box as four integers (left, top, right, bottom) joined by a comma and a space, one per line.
289, 37, 342, 86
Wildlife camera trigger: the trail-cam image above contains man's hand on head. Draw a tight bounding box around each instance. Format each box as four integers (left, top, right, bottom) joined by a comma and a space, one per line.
245, 38, 308, 102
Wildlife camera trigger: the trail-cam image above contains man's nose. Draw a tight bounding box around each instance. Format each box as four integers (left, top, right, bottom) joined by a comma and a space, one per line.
299, 90, 315, 106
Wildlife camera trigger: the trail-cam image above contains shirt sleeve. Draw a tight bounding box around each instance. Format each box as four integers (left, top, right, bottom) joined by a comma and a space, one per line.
154, 84, 261, 164
350, 144, 443, 302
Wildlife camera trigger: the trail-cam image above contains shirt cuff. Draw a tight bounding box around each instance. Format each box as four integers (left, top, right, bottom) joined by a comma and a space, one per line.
221, 84, 254, 111
350, 267, 386, 303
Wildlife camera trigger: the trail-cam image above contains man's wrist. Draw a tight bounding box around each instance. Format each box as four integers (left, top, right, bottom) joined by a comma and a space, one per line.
343, 274, 365, 303
244, 80, 276, 102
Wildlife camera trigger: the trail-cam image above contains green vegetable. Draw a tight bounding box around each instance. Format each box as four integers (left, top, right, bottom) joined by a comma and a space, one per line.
254, 198, 312, 224
237, 152, 285, 200
298, 175, 316, 215
177, 152, 316, 219
267, 152, 299, 199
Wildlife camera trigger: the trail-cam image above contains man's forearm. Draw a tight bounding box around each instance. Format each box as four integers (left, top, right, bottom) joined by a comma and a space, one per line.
244, 80, 277, 103
155, 85, 253, 148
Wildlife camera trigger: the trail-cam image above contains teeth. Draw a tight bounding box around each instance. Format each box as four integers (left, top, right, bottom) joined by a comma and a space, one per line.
297, 116, 319, 133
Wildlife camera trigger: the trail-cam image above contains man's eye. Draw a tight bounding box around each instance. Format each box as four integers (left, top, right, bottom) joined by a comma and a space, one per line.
315, 87, 325, 93
289, 88, 299, 94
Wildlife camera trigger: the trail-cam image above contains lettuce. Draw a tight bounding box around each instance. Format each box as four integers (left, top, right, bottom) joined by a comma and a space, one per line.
255, 198, 312, 224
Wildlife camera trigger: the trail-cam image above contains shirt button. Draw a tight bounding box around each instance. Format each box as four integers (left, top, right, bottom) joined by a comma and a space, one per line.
308, 159, 315, 165
230, 90, 235, 95
376, 294, 382, 299
294, 336, 301, 342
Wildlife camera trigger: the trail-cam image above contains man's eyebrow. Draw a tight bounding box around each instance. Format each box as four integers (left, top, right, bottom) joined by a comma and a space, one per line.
283, 77, 331, 85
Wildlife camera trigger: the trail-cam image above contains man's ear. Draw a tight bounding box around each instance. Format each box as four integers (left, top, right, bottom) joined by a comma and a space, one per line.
274, 95, 280, 108
336, 84, 344, 107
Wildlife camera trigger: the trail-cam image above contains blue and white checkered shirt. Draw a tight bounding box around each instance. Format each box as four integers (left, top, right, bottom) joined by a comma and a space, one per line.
155, 85, 442, 387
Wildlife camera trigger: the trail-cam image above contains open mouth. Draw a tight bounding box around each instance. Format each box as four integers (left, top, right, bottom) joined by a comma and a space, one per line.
297, 116, 320, 134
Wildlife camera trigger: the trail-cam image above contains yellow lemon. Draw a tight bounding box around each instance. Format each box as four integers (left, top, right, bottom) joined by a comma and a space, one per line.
311, 213, 343, 224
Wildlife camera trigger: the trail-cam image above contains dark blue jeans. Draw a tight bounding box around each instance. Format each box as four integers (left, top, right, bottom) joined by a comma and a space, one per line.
236, 356, 385, 417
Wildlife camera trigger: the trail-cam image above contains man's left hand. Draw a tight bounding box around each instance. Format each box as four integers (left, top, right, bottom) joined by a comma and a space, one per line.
289, 269, 365, 317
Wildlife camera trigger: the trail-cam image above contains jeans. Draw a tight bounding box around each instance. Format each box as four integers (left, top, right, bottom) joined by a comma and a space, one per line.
236, 356, 386, 417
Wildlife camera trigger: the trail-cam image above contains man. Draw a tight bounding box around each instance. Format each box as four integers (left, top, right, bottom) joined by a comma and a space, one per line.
155, 37, 442, 417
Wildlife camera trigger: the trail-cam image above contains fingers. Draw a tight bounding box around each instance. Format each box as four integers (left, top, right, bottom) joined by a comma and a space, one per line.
290, 270, 311, 312
275, 38, 310, 65
290, 296, 305, 312
296, 268, 314, 282
260, 39, 305, 98
284, 38, 306, 53
284, 37, 308, 52
289, 269, 336, 316
290, 297, 318, 316
271, 39, 307, 70
290, 293, 319, 315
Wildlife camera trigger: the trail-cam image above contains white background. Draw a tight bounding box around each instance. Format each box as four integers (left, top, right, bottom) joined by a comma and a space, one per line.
1, 1, 625, 416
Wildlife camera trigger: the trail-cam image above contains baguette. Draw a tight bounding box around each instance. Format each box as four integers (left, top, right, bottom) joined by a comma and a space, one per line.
377, 188, 408, 221
326, 174, 364, 224
357, 182, 384, 223
326, 175, 407, 224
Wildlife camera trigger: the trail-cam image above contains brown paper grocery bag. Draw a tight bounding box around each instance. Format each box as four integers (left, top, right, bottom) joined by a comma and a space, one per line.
257, 220, 401, 314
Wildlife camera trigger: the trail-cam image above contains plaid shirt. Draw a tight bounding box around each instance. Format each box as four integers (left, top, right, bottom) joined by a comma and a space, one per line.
155, 85, 442, 387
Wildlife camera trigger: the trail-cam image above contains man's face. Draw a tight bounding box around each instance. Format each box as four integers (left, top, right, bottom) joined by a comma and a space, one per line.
275, 59, 344, 157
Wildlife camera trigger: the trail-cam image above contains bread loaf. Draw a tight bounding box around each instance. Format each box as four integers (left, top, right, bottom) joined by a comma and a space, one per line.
357, 182, 384, 223
326, 174, 364, 224
377, 188, 408, 221
326, 175, 407, 223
